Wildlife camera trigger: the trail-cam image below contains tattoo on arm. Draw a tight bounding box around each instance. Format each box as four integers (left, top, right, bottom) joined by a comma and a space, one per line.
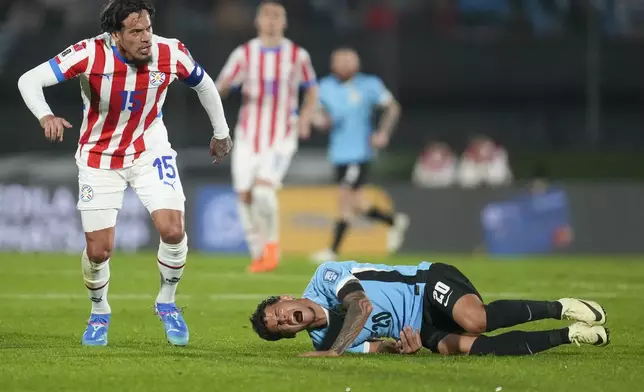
329, 290, 373, 355
377, 99, 401, 136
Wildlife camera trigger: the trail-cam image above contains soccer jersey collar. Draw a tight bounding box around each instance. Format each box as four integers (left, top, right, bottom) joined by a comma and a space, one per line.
112, 45, 133, 65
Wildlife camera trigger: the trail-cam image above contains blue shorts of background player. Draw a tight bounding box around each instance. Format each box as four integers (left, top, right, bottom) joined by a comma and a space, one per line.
310, 48, 408, 263
250, 260, 610, 357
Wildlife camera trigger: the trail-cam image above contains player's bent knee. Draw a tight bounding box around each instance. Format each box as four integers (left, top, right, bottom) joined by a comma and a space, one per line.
255, 178, 275, 188
159, 224, 184, 244
84, 226, 115, 263
238, 191, 252, 204
453, 294, 487, 334
252, 184, 277, 211
461, 308, 487, 335
86, 246, 112, 263
151, 210, 185, 244
85, 240, 113, 263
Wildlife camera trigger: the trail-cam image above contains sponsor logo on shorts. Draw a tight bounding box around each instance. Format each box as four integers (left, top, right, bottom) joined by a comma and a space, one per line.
79, 184, 93, 202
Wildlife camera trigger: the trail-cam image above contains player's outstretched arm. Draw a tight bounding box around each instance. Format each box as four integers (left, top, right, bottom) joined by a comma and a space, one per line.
18, 62, 72, 142
189, 71, 233, 163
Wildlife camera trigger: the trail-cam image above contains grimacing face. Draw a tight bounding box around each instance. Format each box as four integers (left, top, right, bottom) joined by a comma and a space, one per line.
114, 10, 153, 63
263, 297, 317, 337
256, 3, 287, 37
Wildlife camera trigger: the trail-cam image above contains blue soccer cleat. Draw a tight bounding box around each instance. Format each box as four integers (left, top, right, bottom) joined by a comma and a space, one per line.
81, 313, 111, 346
155, 303, 189, 346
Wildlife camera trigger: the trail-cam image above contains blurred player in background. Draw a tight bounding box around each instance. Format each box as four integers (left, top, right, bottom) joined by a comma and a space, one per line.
310, 48, 407, 263
251, 260, 610, 357
17, 0, 232, 347
216, 0, 318, 273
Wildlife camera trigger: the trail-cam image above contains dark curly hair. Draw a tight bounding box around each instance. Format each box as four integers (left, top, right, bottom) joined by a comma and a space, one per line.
100, 0, 155, 34
250, 296, 284, 341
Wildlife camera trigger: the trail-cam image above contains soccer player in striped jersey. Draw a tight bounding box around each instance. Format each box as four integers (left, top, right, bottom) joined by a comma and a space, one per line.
216, 0, 319, 273
17, 0, 233, 347
251, 261, 610, 357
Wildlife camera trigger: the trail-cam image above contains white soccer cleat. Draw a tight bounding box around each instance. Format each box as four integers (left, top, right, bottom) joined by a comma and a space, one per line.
568, 322, 610, 347
387, 213, 409, 253
558, 298, 607, 326
310, 249, 338, 264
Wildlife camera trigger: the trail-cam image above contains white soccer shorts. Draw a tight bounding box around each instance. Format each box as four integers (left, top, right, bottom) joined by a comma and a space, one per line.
231, 140, 296, 192
77, 147, 186, 232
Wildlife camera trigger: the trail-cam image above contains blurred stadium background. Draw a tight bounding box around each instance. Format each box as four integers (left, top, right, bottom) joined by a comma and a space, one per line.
2, 2, 644, 391
1, 0, 644, 256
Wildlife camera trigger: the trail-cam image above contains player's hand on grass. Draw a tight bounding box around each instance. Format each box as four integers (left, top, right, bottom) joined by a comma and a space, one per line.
40, 114, 71, 143
299, 350, 341, 358
371, 130, 390, 149
396, 326, 422, 354
209, 135, 233, 164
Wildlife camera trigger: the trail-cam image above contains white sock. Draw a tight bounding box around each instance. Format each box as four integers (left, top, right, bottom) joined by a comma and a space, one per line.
237, 200, 264, 259
252, 185, 279, 243
156, 233, 188, 304
81, 249, 111, 315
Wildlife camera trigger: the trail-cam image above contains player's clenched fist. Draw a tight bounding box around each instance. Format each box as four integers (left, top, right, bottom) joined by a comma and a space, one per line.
40, 114, 72, 142
396, 326, 423, 354
209, 135, 233, 164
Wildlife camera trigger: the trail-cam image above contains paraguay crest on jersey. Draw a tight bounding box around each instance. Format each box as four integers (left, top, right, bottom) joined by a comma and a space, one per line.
149, 71, 166, 87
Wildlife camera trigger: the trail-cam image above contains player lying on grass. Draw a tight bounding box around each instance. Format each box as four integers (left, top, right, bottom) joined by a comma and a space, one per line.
250, 261, 610, 356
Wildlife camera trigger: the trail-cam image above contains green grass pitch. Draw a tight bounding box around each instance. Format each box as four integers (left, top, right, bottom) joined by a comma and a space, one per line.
0, 253, 643, 392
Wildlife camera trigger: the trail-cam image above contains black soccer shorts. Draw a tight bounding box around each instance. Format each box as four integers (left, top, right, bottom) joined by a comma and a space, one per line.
334, 162, 370, 190
420, 263, 483, 353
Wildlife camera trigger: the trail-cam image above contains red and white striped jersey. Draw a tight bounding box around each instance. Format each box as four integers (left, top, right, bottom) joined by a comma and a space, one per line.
216, 38, 317, 154
49, 33, 205, 169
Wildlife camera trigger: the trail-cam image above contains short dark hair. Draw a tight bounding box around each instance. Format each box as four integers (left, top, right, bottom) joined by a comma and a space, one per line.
260, 0, 284, 6
100, 0, 155, 34
250, 296, 284, 341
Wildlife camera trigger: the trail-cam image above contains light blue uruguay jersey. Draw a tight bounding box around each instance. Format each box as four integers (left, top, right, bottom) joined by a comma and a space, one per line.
303, 261, 432, 353
318, 73, 393, 165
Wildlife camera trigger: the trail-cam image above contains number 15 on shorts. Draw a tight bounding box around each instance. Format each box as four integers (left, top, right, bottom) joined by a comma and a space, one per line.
153, 156, 176, 180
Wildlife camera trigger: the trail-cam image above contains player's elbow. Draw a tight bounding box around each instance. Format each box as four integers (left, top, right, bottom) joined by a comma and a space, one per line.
388, 99, 401, 116
17, 71, 32, 94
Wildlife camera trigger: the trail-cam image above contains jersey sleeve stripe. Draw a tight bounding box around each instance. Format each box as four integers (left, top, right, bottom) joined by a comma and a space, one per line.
48, 58, 66, 82
182, 63, 205, 87
334, 274, 359, 297
301, 56, 311, 82
268, 49, 281, 147
78, 40, 107, 156
64, 57, 89, 80
337, 280, 364, 301
224, 62, 242, 86
285, 44, 299, 137
300, 79, 317, 88
253, 50, 266, 154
